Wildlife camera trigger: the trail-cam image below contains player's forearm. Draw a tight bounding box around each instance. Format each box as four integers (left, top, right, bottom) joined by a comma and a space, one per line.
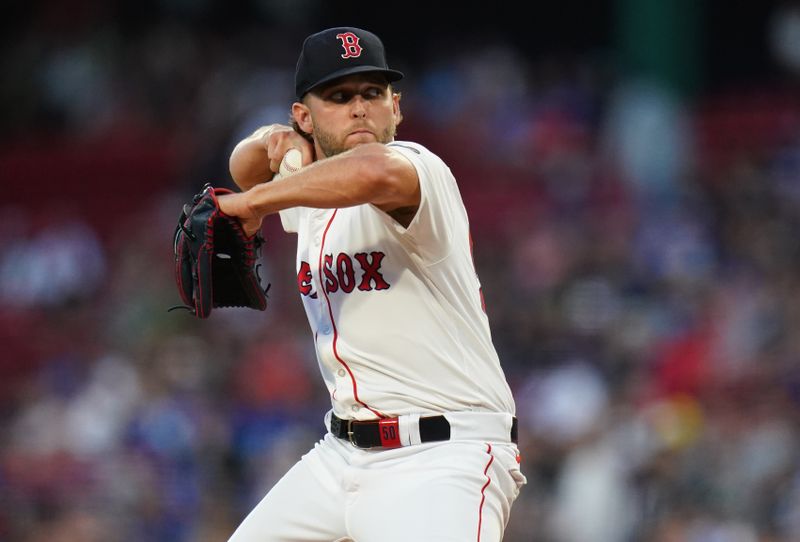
229, 126, 277, 191
245, 143, 417, 217
245, 151, 384, 215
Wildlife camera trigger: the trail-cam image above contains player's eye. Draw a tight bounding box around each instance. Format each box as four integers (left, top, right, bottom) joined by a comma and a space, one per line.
324, 86, 383, 103
363, 87, 383, 99
327, 91, 351, 103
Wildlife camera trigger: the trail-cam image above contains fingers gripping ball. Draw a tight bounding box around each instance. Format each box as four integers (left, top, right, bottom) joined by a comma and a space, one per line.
172, 184, 269, 318
279, 148, 303, 177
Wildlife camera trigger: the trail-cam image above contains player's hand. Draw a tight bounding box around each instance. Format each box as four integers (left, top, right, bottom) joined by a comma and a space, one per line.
262, 125, 315, 175
218, 192, 263, 237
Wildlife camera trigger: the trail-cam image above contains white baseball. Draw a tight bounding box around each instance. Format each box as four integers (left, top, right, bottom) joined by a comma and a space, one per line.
279, 148, 303, 177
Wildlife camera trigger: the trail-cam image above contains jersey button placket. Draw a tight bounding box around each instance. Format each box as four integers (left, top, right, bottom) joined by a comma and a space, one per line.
310, 215, 325, 300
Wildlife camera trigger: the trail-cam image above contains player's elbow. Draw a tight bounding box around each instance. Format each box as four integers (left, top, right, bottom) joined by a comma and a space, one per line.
353, 143, 419, 207
229, 151, 256, 190
228, 153, 248, 189
229, 140, 271, 191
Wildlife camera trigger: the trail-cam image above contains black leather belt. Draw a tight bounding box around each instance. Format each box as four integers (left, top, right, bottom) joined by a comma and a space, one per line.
331, 413, 518, 449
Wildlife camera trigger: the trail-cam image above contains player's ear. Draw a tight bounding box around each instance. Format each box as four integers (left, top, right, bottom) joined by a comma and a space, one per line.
292, 102, 313, 134
392, 91, 403, 126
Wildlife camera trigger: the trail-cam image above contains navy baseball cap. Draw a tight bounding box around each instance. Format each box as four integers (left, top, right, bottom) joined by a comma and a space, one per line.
294, 27, 404, 100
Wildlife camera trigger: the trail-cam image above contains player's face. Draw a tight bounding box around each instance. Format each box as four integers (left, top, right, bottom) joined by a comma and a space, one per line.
294, 74, 402, 158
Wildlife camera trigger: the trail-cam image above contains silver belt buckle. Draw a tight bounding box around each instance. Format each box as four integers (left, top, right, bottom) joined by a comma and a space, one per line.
346, 419, 356, 446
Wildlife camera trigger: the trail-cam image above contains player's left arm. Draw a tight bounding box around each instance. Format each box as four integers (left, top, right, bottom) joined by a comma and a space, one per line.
219, 142, 420, 234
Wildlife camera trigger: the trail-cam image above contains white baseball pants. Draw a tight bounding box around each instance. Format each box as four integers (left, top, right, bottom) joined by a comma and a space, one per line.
228, 428, 525, 541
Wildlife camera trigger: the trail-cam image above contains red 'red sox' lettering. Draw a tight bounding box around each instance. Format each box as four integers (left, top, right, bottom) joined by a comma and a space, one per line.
336, 253, 357, 293
297, 251, 390, 296
323, 254, 338, 293
297, 261, 314, 296
354, 252, 390, 291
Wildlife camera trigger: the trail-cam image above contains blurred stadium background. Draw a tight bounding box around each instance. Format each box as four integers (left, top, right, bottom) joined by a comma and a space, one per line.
2, 1, 800, 540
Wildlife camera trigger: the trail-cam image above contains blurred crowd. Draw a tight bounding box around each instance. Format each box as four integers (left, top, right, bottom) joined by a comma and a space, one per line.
2, 3, 800, 542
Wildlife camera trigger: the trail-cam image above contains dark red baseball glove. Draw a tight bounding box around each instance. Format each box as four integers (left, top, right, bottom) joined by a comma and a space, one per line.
171, 183, 269, 318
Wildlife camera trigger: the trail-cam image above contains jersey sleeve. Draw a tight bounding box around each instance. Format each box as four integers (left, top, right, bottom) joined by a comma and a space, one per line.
385, 141, 465, 263
278, 206, 312, 234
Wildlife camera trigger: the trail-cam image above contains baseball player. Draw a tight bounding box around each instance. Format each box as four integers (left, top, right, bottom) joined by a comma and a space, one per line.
219, 27, 526, 541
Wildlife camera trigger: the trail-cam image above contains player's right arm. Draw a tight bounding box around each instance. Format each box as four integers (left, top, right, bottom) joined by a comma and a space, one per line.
229, 124, 315, 191
219, 142, 420, 236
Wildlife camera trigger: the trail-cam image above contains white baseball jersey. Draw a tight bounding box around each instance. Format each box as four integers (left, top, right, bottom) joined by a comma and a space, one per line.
279, 141, 515, 420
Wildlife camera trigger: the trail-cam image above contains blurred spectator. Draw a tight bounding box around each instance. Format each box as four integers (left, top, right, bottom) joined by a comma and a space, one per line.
0, 212, 105, 308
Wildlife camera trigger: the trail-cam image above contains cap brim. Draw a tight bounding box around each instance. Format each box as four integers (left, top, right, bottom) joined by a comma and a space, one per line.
298, 66, 404, 99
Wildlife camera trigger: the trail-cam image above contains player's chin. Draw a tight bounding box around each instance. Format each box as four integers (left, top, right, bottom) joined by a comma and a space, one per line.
346, 131, 377, 145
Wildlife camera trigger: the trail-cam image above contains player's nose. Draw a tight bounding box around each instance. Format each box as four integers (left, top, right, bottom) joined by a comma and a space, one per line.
350, 96, 367, 118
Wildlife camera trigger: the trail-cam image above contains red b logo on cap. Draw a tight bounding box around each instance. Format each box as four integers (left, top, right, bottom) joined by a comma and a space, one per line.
336, 32, 362, 59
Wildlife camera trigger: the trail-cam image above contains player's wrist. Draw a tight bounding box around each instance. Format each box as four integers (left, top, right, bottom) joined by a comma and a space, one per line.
244, 186, 267, 220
